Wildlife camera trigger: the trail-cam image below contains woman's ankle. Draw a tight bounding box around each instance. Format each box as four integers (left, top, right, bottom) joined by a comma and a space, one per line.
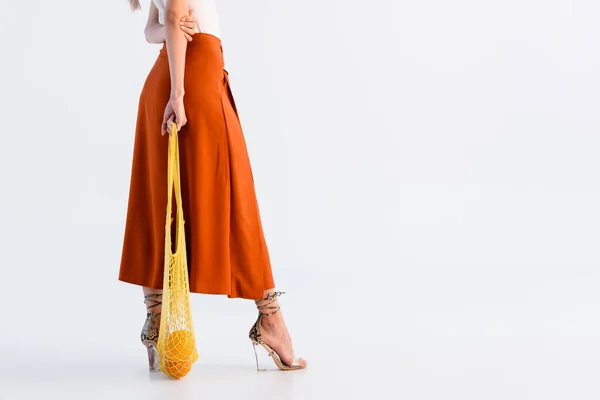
255, 290, 284, 317
143, 287, 163, 314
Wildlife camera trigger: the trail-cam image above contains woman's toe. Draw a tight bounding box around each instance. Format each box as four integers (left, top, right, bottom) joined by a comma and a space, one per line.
294, 358, 307, 368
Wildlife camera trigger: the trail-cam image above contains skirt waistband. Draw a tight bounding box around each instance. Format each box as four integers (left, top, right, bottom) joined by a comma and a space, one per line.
159, 33, 223, 57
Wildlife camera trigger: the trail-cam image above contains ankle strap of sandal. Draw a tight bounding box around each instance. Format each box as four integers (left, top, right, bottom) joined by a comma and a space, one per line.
144, 293, 163, 312
256, 291, 285, 316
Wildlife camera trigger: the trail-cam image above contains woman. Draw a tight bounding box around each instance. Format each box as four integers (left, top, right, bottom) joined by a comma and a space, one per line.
118, 0, 306, 371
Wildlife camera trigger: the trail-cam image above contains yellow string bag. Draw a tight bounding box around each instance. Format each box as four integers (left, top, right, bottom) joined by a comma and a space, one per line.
157, 122, 198, 379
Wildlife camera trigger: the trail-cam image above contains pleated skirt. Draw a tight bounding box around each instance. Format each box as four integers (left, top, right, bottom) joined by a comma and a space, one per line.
118, 34, 274, 300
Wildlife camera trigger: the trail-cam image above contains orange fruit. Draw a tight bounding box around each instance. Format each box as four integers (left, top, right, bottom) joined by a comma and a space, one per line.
164, 330, 195, 362
163, 358, 192, 379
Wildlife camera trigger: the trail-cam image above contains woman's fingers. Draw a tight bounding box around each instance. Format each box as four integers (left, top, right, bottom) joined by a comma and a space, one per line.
180, 9, 196, 31
180, 26, 195, 35
180, 20, 195, 28
162, 115, 173, 135
179, 19, 196, 41
164, 118, 174, 135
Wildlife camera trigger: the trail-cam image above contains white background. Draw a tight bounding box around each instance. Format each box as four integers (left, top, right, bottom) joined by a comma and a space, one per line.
0, 0, 599, 399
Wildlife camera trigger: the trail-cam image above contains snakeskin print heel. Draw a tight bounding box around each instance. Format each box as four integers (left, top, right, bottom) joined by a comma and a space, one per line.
249, 292, 306, 371
141, 293, 162, 372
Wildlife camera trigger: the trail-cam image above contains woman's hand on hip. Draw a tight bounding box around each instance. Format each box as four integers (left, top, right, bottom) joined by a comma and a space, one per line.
179, 10, 198, 42
162, 96, 187, 135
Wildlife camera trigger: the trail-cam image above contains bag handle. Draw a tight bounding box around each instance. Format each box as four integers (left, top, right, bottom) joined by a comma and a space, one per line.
166, 122, 185, 255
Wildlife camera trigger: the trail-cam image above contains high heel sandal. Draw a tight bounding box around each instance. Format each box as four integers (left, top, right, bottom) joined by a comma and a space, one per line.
141, 293, 162, 372
249, 291, 306, 371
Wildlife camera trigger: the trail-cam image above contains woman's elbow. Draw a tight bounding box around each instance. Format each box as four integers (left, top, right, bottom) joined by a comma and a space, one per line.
164, 9, 182, 26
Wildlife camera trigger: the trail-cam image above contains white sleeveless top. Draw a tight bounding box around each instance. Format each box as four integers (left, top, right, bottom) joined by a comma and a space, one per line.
152, 0, 221, 39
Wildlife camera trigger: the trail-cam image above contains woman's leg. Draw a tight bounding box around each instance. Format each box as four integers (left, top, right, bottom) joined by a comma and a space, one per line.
143, 287, 163, 314
255, 289, 307, 368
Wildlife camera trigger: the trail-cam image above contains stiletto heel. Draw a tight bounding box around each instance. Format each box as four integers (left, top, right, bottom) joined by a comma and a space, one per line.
248, 292, 306, 371
141, 293, 162, 372
252, 342, 262, 371
144, 341, 159, 372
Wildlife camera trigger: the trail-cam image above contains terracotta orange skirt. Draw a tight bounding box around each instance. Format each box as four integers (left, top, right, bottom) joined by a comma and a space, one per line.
118, 34, 274, 300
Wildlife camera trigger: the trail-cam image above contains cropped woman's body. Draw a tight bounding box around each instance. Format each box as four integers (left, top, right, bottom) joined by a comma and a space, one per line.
119, 0, 306, 370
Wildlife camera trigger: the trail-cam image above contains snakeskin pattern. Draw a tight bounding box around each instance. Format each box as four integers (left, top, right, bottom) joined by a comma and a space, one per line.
141, 312, 161, 342
140, 293, 162, 344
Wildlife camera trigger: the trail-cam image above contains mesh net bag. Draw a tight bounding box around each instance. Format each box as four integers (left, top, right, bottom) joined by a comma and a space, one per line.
157, 123, 198, 379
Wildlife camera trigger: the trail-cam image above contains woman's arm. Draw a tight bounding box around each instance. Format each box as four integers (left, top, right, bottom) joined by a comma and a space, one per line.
145, 3, 197, 44
144, 3, 165, 44
164, 0, 189, 101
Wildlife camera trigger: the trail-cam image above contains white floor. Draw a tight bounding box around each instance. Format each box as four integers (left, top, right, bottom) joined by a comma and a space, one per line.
1, 267, 599, 400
